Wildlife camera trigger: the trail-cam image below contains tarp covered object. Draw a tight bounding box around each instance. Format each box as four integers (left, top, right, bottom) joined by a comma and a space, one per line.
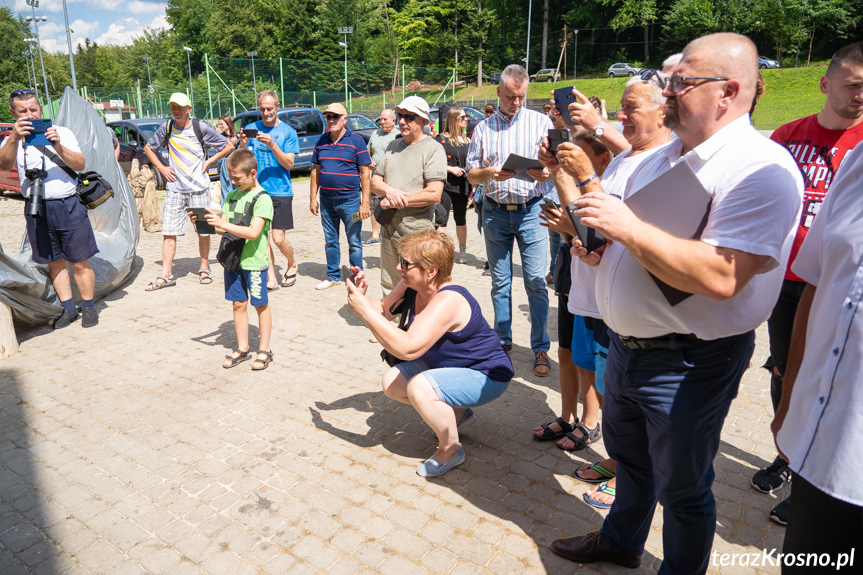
0, 86, 139, 326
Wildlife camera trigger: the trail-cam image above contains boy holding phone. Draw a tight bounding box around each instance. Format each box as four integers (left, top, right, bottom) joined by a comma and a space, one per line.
192, 149, 275, 371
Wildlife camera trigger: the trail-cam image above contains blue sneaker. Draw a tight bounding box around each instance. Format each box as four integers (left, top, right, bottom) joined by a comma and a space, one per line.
363, 238, 381, 245
417, 446, 466, 477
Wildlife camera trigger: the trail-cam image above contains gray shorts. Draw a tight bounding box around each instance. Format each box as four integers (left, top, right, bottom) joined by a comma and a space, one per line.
162, 190, 210, 236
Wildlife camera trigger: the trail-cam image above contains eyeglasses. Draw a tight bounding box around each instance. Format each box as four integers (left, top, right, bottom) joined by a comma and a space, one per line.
666, 76, 728, 95
398, 254, 420, 269
639, 68, 666, 90
10, 89, 35, 98
398, 113, 418, 123
324, 114, 342, 120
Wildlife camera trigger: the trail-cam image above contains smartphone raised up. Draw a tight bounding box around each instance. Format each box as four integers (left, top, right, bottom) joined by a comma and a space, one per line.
547, 128, 570, 158
341, 265, 355, 284
565, 202, 606, 253
24, 118, 53, 146
242, 128, 258, 138
553, 87, 578, 126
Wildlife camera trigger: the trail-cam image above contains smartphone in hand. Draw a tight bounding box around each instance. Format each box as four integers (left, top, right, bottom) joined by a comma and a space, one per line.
242, 128, 258, 138
553, 87, 578, 126
547, 128, 570, 158
341, 265, 355, 284
565, 202, 606, 253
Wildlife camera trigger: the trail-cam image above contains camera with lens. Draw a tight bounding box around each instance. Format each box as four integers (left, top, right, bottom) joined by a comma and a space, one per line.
24, 167, 48, 218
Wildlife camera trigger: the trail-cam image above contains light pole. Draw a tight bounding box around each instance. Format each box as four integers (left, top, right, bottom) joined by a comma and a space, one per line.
22, 51, 35, 92
24, 1, 52, 119
338, 27, 353, 107
525, 0, 532, 73
143, 57, 154, 116
183, 46, 194, 116
60, 0, 77, 89
247, 51, 258, 104
794, 0, 809, 68
573, 29, 579, 80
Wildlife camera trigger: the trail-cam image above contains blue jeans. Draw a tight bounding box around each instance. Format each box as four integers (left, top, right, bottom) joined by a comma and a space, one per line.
320, 194, 363, 281
218, 159, 232, 204
600, 331, 756, 575
481, 199, 549, 352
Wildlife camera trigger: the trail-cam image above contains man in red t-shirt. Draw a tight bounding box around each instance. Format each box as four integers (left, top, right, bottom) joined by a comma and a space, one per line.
754, 41, 863, 525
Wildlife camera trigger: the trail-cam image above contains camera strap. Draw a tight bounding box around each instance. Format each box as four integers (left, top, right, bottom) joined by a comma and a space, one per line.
35, 146, 78, 180
22, 144, 47, 175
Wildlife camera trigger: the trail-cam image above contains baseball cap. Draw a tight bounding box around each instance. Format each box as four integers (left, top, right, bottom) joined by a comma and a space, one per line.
395, 96, 430, 122
485, 105, 495, 113
168, 92, 192, 107
324, 103, 348, 116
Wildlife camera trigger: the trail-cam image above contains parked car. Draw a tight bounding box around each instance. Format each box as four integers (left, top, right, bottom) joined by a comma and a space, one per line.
346, 114, 378, 143
0, 124, 20, 195
233, 106, 326, 171
108, 118, 224, 189
488, 72, 502, 85
758, 55, 780, 69
607, 62, 641, 78
530, 68, 561, 83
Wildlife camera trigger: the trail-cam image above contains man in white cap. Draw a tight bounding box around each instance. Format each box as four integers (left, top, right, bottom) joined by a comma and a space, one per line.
144, 92, 234, 291
371, 96, 447, 295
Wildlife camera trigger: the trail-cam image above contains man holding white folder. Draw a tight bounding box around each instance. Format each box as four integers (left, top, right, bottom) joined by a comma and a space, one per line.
546, 33, 803, 574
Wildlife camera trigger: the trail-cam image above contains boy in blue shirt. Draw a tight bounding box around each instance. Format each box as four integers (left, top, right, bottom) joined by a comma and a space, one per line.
193, 149, 275, 370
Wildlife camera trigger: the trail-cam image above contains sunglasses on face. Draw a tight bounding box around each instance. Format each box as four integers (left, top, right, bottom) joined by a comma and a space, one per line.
666, 75, 728, 95
398, 113, 418, 123
10, 89, 35, 98
324, 114, 343, 120
459, 115, 468, 120
398, 254, 420, 269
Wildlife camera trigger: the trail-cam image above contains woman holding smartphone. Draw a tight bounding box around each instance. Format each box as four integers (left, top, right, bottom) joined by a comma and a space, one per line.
434, 106, 472, 263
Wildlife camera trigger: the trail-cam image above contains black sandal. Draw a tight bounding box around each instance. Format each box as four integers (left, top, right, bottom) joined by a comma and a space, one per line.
252, 350, 273, 371
558, 422, 602, 451
224, 348, 251, 369
533, 416, 575, 441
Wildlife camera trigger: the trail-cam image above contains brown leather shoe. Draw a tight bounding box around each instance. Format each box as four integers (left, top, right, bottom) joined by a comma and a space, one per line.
551, 531, 641, 568
534, 351, 551, 377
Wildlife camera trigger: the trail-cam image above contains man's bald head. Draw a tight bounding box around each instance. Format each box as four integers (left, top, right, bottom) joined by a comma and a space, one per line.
683, 33, 759, 106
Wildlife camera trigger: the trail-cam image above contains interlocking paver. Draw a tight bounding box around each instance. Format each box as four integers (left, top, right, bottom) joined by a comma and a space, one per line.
0, 183, 786, 573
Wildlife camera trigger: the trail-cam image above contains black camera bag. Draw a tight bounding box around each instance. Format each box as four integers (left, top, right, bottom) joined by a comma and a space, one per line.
41, 147, 114, 209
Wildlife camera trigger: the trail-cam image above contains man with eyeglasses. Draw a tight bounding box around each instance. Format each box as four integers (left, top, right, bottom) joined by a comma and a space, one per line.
365, 109, 399, 245
371, 96, 446, 296
466, 63, 554, 377
309, 103, 371, 290
0, 89, 101, 328
547, 33, 803, 573
756, 40, 863, 528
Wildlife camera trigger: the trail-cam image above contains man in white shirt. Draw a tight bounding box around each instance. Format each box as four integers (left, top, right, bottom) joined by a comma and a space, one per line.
774, 142, 863, 574
0, 89, 100, 329
547, 33, 803, 573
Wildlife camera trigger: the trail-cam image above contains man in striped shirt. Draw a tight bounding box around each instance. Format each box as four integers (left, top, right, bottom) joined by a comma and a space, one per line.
310, 103, 372, 290
467, 64, 555, 377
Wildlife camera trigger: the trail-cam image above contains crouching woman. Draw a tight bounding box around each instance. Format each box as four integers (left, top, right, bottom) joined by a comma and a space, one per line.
346, 230, 513, 477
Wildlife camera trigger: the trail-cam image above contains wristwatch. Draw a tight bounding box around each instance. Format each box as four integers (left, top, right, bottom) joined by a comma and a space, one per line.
594, 121, 605, 138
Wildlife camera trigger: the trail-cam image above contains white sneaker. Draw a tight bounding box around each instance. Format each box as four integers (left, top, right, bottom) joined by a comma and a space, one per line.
315, 279, 342, 290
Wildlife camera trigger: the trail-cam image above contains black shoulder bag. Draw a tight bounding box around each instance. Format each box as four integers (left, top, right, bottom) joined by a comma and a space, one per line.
40, 147, 114, 209
217, 191, 268, 272
380, 288, 418, 367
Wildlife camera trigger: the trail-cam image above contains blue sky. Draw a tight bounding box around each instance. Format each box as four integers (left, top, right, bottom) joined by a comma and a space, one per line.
5, 0, 168, 54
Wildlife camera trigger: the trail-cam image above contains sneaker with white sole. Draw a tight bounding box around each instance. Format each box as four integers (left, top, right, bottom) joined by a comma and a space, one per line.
315, 279, 342, 290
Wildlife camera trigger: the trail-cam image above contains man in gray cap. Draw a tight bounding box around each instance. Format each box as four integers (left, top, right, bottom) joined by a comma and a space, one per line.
371, 96, 447, 295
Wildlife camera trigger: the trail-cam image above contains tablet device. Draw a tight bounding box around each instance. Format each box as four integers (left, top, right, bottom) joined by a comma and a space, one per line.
553, 87, 578, 126
24, 118, 52, 146
188, 207, 217, 235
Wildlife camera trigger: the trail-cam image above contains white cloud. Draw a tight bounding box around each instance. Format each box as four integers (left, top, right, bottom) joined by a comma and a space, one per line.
85, 0, 165, 14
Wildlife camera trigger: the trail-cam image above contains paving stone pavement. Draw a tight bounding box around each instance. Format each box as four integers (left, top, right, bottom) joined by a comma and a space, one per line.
0, 183, 787, 574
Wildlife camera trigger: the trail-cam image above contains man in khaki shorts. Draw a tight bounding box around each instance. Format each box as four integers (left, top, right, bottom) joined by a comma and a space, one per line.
143, 92, 234, 290
371, 96, 446, 295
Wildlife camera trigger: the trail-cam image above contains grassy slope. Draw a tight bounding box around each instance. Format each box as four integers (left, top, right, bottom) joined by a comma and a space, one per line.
350, 65, 828, 131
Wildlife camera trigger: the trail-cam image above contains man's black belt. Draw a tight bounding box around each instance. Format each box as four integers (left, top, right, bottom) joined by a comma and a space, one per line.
485, 196, 540, 211
618, 333, 701, 350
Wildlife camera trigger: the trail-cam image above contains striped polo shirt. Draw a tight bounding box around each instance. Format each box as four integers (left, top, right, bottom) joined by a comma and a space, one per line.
312, 128, 371, 200
466, 107, 555, 204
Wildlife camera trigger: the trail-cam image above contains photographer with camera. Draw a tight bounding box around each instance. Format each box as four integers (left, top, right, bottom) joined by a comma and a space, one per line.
0, 89, 100, 329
